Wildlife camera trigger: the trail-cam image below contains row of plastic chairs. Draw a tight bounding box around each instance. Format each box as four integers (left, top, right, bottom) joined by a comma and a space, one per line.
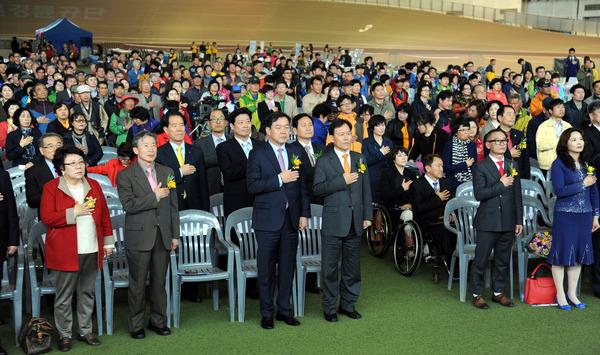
445, 193, 552, 302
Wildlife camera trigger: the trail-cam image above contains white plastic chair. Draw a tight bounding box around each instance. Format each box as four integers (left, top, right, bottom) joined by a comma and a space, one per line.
0, 248, 24, 344
294, 204, 322, 317
88, 173, 113, 188
455, 181, 473, 198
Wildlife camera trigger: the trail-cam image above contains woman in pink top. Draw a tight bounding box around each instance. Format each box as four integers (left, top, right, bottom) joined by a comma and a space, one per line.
486, 78, 508, 105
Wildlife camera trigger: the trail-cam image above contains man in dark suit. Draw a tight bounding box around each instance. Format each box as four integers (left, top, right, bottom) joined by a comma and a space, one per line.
496, 105, 530, 179
291, 112, 325, 294
0, 168, 19, 354
216, 108, 261, 217
117, 131, 180, 339
517, 58, 533, 76
194, 109, 228, 196
471, 129, 523, 309
584, 101, 600, 298
156, 111, 209, 212
247, 112, 310, 329
25, 133, 62, 210
564, 84, 588, 129
411, 154, 454, 281
313, 119, 373, 322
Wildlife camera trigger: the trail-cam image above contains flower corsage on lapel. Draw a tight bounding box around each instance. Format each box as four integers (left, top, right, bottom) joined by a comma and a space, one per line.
313, 150, 323, 161
291, 154, 302, 170
585, 162, 596, 176
84, 196, 97, 208
517, 138, 527, 150
506, 161, 518, 177
356, 157, 366, 174
167, 174, 177, 189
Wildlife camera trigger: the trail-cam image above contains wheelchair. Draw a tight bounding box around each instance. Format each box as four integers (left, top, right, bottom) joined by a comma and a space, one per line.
365, 202, 393, 257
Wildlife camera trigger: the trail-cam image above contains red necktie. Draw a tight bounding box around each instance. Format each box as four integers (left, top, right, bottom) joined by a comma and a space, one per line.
496, 161, 505, 176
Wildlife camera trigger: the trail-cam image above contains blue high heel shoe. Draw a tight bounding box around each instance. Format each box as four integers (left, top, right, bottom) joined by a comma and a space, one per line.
556, 299, 572, 311
568, 298, 587, 309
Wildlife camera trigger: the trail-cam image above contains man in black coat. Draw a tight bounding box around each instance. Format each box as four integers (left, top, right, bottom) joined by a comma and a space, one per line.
583, 101, 600, 298
194, 109, 228, 196
564, 84, 588, 129
216, 108, 261, 217
25, 133, 62, 210
471, 129, 523, 309
291, 113, 325, 204
411, 154, 454, 278
0, 167, 20, 354
156, 111, 209, 212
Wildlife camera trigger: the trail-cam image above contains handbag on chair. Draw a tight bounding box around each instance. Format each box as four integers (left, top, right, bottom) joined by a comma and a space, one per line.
524, 263, 557, 305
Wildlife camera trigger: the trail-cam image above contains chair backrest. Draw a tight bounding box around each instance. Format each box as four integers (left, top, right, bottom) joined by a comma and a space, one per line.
209, 193, 225, 228
103, 186, 119, 199
521, 179, 548, 206
298, 204, 323, 258
548, 196, 556, 225
177, 210, 222, 268
88, 174, 113, 187
107, 199, 124, 216
530, 166, 546, 187
444, 197, 479, 252
7, 167, 24, 180
224, 207, 256, 263
11, 176, 26, 198
109, 214, 128, 276
102, 146, 118, 154
456, 181, 474, 198
27, 222, 47, 252
98, 153, 117, 165
545, 169, 554, 198
521, 195, 550, 237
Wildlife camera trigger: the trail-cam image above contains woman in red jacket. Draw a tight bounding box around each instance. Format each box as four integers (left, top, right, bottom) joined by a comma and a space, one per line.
40, 146, 113, 351
87, 142, 136, 186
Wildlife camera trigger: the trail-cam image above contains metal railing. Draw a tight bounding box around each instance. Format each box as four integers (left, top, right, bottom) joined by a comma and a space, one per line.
310, 0, 600, 37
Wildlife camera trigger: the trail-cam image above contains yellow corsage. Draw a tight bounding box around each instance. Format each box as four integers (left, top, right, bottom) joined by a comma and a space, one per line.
291, 154, 302, 170
585, 162, 596, 175
517, 138, 527, 150
84, 196, 97, 208
506, 162, 518, 177
167, 174, 177, 189
356, 158, 367, 174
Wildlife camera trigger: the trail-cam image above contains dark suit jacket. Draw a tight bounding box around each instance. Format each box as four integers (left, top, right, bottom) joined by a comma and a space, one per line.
156, 143, 210, 212
411, 175, 453, 224
290, 140, 325, 204
313, 149, 373, 237
216, 137, 261, 216
257, 101, 282, 134
63, 132, 103, 167
194, 135, 224, 196
0, 170, 19, 264
5, 128, 42, 167
25, 159, 55, 209
564, 100, 588, 129
56, 89, 73, 105
583, 124, 600, 163
472, 157, 523, 232
379, 166, 418, 208
116, 162, 180, 251
247, 142, 310, 231
46, 119, 71, 137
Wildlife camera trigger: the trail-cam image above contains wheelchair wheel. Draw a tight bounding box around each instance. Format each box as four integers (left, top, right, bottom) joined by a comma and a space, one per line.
365, 204, 392, 257
393, 220, 423, 276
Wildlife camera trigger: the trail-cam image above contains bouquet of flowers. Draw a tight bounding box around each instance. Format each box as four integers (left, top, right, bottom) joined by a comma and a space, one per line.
527, 231, 552, 258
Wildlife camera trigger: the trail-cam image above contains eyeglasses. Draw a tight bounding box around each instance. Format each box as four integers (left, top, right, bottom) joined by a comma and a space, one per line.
64, 161, 86, 167
487, 139, 508, 145
42, 144, 63, 149
73, 118, 87, 123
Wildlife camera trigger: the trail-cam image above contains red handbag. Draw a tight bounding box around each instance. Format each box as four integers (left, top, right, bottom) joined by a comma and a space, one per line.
524, 263, 557, 305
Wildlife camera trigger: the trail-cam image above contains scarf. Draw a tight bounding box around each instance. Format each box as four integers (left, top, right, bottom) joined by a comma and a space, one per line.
451, 135, 472, 182
72, 131, 87, 149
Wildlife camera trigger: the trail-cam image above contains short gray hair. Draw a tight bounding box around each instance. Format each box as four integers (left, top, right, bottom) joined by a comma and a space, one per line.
133, 131, 157, 147
39, 132, 63, 148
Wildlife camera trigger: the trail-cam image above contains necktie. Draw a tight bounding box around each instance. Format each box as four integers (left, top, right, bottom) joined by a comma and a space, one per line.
216, 137, 224, 146
277, 148, 286, 172
242, 141, 251, 158
305, 145, 315, 166
146, 167, 157, 190
505, 132, 513, 150
497, 161, 505, 176
433, 181, 439, 192
343, 153, 351, 173
176, 146, 184, 166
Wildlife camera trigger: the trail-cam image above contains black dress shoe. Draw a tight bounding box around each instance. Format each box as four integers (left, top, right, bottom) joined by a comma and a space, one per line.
77, 333, 101, 346
130, 329, 146, 339
275, 313, 301, 326
323, 312, 338, 322
338, 308, 362, 320
261, 317, 274, 329
148, 323, 171, 336
58, 337, 72, 352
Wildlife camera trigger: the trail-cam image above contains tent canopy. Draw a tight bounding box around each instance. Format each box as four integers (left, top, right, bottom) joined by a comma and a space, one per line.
35, 18, 93, 52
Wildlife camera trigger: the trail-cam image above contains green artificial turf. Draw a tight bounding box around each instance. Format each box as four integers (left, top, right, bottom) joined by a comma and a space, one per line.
2, 242, 600, 354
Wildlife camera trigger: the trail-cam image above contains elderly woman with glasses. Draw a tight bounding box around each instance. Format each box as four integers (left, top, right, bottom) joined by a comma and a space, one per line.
442, 117, 478, 190
40, 146, 113, 351
63, 112, 103, 166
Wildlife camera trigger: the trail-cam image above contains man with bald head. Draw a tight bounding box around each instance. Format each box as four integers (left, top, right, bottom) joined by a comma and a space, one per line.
194, 109, 228, 195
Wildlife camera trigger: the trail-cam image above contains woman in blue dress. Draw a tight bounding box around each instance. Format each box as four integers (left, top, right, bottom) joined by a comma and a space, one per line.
549, 128, 599, 310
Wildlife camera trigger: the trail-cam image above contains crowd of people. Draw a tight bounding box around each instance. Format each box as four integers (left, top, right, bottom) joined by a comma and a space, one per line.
1, 38, 600, 353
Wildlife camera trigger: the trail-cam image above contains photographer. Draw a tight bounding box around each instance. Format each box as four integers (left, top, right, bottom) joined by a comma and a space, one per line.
200, 79, 227, 110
